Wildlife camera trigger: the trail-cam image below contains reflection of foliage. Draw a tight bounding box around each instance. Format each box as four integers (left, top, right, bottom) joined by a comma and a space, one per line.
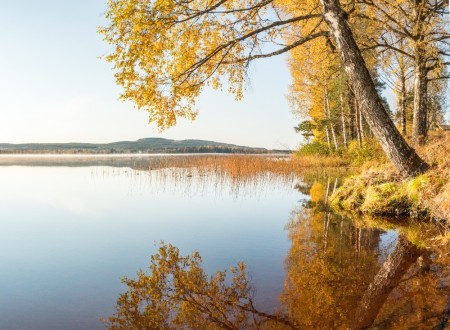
309, 182, 326, 204
283, 208, 381, 328
107, 243, 295, 330
107, 180, 450, 329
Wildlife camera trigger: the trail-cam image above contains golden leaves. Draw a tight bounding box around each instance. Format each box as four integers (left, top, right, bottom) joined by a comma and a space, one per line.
100, 0, 277, 129
107, 243, 260, 329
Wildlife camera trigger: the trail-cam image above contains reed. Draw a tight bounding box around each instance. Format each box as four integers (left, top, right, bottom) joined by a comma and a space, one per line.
144, 155, 347, 186
149, 155, 348, 179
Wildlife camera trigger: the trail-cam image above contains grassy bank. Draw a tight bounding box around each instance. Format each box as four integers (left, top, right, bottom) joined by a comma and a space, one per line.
330, 131, 450, 222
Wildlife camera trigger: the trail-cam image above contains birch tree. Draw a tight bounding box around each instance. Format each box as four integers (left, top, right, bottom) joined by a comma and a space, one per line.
356, 0, 450, 146
100, 0, 429, 176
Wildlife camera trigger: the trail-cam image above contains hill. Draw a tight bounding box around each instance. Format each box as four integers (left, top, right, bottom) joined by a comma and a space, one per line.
0, 138, 289, 154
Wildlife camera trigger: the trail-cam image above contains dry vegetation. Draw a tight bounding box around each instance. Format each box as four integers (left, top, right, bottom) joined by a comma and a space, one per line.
148, 154, 348, 180
133, 155, 349, 198
331, 131, 450, 224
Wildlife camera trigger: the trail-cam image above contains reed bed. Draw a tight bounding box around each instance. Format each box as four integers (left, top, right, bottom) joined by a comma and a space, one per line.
132, 155, 349, 198
147, 155, 348, 180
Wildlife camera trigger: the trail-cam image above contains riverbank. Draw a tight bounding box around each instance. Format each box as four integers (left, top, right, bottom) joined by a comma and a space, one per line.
330, 131, 450, 223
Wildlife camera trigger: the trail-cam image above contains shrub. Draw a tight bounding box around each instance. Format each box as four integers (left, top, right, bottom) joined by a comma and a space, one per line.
294, 141, 330, 157
347, 138, 384, 165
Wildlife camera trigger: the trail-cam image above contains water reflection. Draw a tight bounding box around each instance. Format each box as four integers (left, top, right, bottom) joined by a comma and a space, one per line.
106, 243, 296, 329
0, 156, 448, 329
108, 176, 450, 329
283, 210, 383, 328
291, 178, 450, 329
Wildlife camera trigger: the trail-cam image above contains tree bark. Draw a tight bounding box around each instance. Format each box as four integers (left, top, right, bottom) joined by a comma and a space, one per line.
340, 94, 348, 148
349, 235, 423, 329
339, 66, 348, 147
400, 73, 407, 136
324, 92, 332, 149
325, 83, 339, 150
348, 82, 357, 140
412, 56, 428, 146
320, 0, 428, 177
356, 102, 363, 147
359, 104, 365, 139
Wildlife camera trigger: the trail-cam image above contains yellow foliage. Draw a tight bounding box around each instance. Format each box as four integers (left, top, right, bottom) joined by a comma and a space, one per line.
100, 0, 325, 129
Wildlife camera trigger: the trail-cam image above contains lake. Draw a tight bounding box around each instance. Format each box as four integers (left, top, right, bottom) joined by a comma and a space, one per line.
0, 155, 448, 329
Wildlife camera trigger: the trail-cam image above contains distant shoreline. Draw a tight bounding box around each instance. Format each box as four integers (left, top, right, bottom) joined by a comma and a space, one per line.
0, 153, 291, 157
0, 137, 291, 155
0, 153, 291, 169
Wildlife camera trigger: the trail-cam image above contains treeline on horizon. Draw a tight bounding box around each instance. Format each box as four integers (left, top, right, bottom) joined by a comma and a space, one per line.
0, 146, 289, 155
0, 138, 290, 155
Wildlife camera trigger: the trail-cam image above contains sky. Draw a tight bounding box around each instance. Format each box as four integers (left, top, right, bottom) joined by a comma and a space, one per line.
0, 1, 301, 150
0, 2, 447, 150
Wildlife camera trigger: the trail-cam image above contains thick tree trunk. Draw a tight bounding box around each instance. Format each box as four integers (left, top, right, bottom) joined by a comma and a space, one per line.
350, 235, 423, 329
412, 56, 428, 147
320, 0, 428, 177
411, 0, 429, 147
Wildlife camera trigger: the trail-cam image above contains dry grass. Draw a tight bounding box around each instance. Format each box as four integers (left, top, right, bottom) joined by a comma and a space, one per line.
331, 131, 450, 223
148, 155, 349, 180
138, 155, 350, 198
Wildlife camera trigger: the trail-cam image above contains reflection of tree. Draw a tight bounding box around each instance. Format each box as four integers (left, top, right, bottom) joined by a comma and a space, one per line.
284, 179, 449, 329
107, 180, 450, 329
372, 246, 450, 329
106, 243, 296, 330
282, 205, 383, 328
350, 235, 422, 329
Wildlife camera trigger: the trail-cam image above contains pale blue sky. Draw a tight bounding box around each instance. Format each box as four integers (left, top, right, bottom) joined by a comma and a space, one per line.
0, 0, 301, 149
1, 2, 447, 149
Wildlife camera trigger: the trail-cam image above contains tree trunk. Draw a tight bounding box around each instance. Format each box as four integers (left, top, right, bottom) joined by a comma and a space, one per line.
428, 102, 437, 131
339, 69, 348, 148
356, 99, 362, 147
339, 65, 348, 147
411, 0, 429, 147
359, 104, 365, 139
348, 82, 357, 140
412, 55, 428, 147
324, 80, 339, 150
350, 235, 423, 329
341, 99, 348, 147
400, 73, 407, 136
320, 0, 428, 177
324, 92, 332, 149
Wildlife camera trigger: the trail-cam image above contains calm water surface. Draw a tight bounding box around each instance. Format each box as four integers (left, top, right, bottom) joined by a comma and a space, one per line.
0, 155, 448, 329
